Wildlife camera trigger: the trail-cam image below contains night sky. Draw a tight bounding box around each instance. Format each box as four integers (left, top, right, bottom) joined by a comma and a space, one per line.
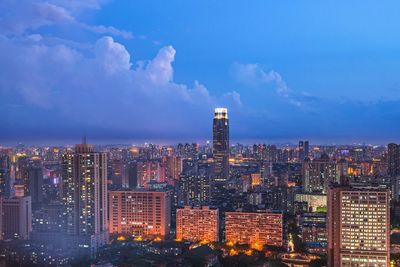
2, 0, 400, 145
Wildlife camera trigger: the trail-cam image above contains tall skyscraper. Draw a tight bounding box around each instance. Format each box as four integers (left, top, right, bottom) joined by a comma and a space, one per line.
27, 165, 43, 208
388, 143, 400, 177
61, 141, 108, 253
213, 108, 229, 184
327, 186, 390, 267
176, 206, 219, 243
109, 190, 171, 238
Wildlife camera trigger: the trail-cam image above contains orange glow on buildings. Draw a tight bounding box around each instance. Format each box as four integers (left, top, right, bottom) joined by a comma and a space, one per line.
109, 190, 171, 239
117, 235, 126, 241
176, 206, 219, 243
225, 211, 283, 247
251, 173, 261, 187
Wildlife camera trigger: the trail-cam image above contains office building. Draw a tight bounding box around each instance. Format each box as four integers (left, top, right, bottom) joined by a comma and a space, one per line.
327, 186, 390, 267
176, 206, 219, 242
0, 196, 32, 240
225, 211, 283, 247
109, 190, 171, 238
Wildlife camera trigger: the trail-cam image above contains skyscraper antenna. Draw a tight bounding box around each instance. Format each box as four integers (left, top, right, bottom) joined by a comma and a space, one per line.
83, 133, 87, 145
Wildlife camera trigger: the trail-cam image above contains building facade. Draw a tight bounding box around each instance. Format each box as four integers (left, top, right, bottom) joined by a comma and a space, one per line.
327, 186, 390, 267
109, 190, 171, 238
176, 206, 219, 242
61, 142, 108, 252
302, 154, 337, 194
225, 211, 283, 247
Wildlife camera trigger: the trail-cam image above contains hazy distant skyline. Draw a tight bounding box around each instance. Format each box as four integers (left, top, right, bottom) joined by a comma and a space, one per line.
2, 1, 400, 144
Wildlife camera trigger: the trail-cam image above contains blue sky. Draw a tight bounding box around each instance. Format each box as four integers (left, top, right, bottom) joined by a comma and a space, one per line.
1, 0, 400, 145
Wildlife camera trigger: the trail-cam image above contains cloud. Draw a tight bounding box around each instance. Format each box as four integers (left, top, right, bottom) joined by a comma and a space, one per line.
0, 33, 240, 140
231, 62, 305, 108
0, 1, 74, 34
95, 36, 132, 74
0, 0, 241, 141
232, 62, 289, 96
223, 91, 243, 108
82, 24, 134, 39
0, 0, 132, 39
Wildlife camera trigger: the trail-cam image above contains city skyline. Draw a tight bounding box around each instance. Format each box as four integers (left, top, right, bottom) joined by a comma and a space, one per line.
3, 1, 400, 144
0, 105, 399, 266
3, 2, 400, 267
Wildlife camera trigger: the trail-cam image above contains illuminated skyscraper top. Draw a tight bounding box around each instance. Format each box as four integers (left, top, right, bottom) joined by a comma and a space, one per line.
213, 107, 229, 183
214, 108, 228, 119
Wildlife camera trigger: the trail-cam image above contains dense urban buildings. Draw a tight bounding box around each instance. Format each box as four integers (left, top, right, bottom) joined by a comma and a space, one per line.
176, 206, 219, 243
109, 190, 171, 238
225, 211, 283, 247
3, 0, 400, 265
0, 108, 399, 266
327, 185, 390, 267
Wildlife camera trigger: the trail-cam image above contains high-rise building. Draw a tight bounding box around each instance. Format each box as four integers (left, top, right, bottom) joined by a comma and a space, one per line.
124, 161, 138, 189
27, 165, 43, 207
61, 141, 108, 252
0, 154, 11, 197
225, 211, 283, 247
0, 196, 32, 240
302, 154, 337, 194
178, 173, 211, 206
109, 190, 171, 238
327, 186, 390, 267
135, 160, 163, 187
388, 143, 400, 177
298, 140, 309, 160
212, 108, 229, 184
176, 206, 219, 242
163, 156, 182, 182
